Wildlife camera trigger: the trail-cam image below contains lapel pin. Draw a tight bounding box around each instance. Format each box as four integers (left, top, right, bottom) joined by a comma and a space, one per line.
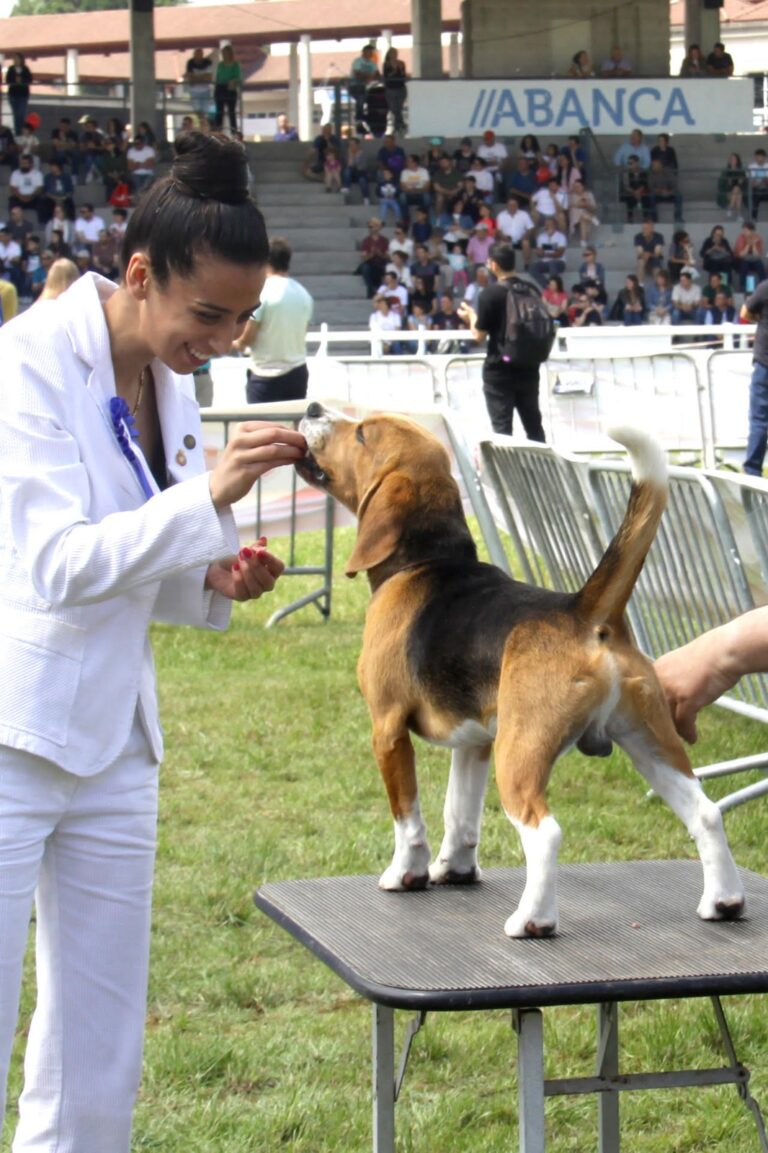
175, 449, 188, 467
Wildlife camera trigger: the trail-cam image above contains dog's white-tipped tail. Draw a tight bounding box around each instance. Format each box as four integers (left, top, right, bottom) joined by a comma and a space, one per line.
606, 423, 668, 487
577, 426, 667, 625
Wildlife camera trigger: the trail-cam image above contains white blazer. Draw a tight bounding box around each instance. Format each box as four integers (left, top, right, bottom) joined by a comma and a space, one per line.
0, 273, 239, 775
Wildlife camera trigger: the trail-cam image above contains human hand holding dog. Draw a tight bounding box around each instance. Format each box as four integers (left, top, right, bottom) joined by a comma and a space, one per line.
654, 607, 768, 743
205, 538, 285, 602
209, 421, 306, 509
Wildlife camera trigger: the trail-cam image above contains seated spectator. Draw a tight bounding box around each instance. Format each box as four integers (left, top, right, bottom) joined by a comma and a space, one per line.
356, 216, 389, 298
567, 283, 603, 326
0, 223, 23, 292
531, 177, 568, 233
699, 269, 728, 312
646, 268, 673, 324
477, 129, 508, 198
668, 228, 697, 284
376, 166, 401, 225
560, 135, 588, 179
650, 133, 678, 170
405, 206, 431, 244
410, 243, 441, 296
47, 228, 72, 260
600, 44, 633, 77
706, 41, 734, 78
578, 246, 606, 288
7, 203, 32, 245
30, 244, 53, 300
126, 131, 156, 196
273, 113, 298, 142
455, 174, 483, 222
476, 202, 497, 235
446, 244, 469, 296
398, 153, 431, 216
386, 248, 413, 290
388, 223, 413, 261
341, 136, 370, 204
74, 247, 94, 276
39, 161, 75, 225
109, 206, 129, 239
671, 269, 701, 323
91, 228, 120, 281
495, 196, 534, 266
452, 136, 476, 175
18, 232, 42, 303
377, 134, 406, 180
612, 274, 646, 325
717, 153, 747, 220
78, 115, 105, 184
466, 157, 493, 205
425, 138, 446, 180
463, 264, 489, 308
504, 154, 538, 208
431, 153, 462, 220
619, 155, 652, 224
568, 50, 594, 78
542, 274, 569, 325
8, 153, 43, 220
700, 225, 734, 282
74, 203, 106, 250
466, 220, 494, 270
647, 158, 683, 223
519, 134, 541, 161
555, 152, 582, 196
530, 217, 567, 286
635, 217, 665, 281
733, 220, 766, 290
15, 119, 40, 168
405, 300, 433, 352
679, 44, 706, 78
569, 179, 599, 247
50, 115, 80, 175
431, 291, 471, 353
369, 293, 403, 355
748, 149, 768, 220
614, 129, 651, 170
303, 123, 340, 182
101, 136, 130, 203
704, 289, 737, 325
323, 144, 342, 193
437, 197, 474, 233
377, 268, 409, 312
408, 274, 435, 316
537, 143, 560, 184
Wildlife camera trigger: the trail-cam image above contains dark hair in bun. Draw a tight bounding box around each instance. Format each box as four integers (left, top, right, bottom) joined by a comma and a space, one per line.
119, 131, 268, 284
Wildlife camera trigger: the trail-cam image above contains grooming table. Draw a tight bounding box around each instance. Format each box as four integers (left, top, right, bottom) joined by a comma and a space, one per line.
254, 861, 768, 1152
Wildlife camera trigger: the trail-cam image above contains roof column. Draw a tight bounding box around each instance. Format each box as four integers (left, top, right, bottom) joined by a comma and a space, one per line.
297, 33, 313, 142
288, 42, 299, 137
129, 0, 159, 139
412, 0, 443, 79
66, 47, 80, 96
684, 0, 721, 58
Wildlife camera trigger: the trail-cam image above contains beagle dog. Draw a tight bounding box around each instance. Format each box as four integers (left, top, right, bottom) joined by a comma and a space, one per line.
297, 403, 745, 937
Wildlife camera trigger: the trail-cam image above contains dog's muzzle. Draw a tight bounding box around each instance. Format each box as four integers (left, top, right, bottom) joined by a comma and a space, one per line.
296, 402, 336, 487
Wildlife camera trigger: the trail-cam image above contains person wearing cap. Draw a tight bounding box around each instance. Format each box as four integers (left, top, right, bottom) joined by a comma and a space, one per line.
356, 216, 390, 298
477, 130, 508, 198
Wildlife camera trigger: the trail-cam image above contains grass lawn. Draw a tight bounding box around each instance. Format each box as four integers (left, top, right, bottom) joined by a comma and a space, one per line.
4, 522, 768, 1152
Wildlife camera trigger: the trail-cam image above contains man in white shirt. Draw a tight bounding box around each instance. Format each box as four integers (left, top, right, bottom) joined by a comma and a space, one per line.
232, 236, 314, 404
0, 223, 23, 293
8, 154, 43, 220
74, 203, 106, 248
671, 269, 701, 324
477, 129, 508, 196
398, 153, 432, 215
368, 294, 403, 355
495, 196, 534, 266
387, 224, 413, 262
126, 133, 156, 195
377, 269, 409, 312
531, 178, 568, 233
469, 157, 495, 202
530, 217, 567, 286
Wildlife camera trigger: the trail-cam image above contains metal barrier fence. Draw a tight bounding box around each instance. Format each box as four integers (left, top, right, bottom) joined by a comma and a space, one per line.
200, 407, 334, 627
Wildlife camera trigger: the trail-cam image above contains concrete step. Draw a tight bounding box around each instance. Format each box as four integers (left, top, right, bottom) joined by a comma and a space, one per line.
298, 273, 365, 298
311, 299, 372, 328
292, 251, 362, 274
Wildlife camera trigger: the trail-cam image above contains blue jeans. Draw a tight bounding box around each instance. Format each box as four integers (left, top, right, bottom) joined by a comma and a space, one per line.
744, 360, 768, 476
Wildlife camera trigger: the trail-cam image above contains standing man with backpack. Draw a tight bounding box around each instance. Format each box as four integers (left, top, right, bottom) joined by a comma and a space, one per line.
457, 241, 554, 439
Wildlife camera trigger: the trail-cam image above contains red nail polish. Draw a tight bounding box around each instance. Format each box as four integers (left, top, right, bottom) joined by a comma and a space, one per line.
257, 536, 267, 545
256, 548, 267, 561
240, 547, 253, 559
232, 561, 241, 571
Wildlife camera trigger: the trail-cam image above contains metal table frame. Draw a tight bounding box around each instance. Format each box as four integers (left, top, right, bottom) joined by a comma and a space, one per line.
255, 862, 768, 1152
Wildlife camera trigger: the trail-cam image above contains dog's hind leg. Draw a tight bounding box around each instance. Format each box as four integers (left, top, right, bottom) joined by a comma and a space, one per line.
429, 744, 492, 885
373, 726, 432, 891
612, 674, 745, 921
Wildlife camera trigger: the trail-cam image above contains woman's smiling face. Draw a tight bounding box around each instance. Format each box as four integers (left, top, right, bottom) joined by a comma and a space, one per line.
132, 252, 266, 373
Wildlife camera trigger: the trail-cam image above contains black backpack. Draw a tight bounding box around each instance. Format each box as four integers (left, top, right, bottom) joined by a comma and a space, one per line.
499, 279, 555, 368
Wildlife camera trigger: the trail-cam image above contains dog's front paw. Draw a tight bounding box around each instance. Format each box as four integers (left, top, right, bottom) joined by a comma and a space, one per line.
379, 862, 430, 891
504, 908, 558, 939
429, 857, 482, 885
697, 889, 746, 921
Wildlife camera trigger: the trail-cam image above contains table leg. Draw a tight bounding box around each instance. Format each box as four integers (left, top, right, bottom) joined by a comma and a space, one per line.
372, 1003, 396, 1153
597, 1002, 620, 1153
514, 1007, 546, 1153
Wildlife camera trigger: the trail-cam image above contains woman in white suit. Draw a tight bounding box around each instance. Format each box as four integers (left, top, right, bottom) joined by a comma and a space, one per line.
0, 131, 307, 1151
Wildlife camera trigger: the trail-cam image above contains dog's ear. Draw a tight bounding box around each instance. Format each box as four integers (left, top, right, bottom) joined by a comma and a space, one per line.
345, 473, 413, 577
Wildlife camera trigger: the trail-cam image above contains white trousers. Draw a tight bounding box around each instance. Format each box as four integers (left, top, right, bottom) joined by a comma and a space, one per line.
0, 715, 159, 1152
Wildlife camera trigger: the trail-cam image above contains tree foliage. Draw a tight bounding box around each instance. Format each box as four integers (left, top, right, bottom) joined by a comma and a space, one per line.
11, 0, 184, 14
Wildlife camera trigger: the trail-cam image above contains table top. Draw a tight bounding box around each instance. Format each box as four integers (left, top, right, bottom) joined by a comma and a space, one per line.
254, 861, 768, 1010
